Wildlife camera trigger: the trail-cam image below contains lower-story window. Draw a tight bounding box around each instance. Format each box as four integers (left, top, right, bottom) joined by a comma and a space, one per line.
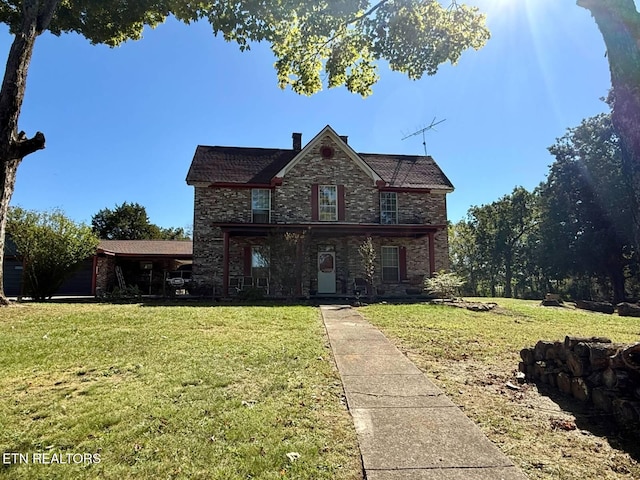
381, 246, 399, 282
252, 246, 269, 278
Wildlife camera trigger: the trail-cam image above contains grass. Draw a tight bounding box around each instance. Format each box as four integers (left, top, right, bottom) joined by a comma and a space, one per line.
360, 298, 640, 480
0, 303, 361, 480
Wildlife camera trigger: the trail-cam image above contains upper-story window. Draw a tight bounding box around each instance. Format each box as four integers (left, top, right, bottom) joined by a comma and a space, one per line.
380, 192, 398, 224
319, 185, 337, 221
252, 189, 271, 223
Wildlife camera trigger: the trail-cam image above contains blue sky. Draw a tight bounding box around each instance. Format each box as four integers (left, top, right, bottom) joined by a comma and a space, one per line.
4, 0, 614, 231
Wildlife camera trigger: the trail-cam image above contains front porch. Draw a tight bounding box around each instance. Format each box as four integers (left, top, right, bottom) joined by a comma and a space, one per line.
214, 222, 443, 298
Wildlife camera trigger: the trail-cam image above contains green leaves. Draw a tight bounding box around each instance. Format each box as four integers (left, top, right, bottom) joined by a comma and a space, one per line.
358, 236, 376, 288
91, 202, 189, 240
269, 0, 490, 95
7, 207, 99, 300
423, 270, 464, 298
454, 187, 539, 298
366, 0, 489, 79
539, 113, 634, 301
0, 0, 490, 95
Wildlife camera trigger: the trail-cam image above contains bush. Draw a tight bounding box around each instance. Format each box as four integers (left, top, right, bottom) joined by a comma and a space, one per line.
104, 285, 142, 302
7, 207, 99, 300
237, 287, 265, 302
424, 271, 464, 298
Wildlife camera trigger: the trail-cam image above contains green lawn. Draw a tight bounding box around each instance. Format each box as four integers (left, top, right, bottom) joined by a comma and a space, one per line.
0, 303, 361, 480
361, 298, 640, 365
360, 299, 640, 480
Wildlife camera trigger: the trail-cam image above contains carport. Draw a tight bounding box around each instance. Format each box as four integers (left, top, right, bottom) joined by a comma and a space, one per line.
94, 240, 193, 296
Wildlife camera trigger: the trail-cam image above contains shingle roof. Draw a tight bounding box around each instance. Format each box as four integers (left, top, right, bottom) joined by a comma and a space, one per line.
98, 240, 192, 257
360, 153, 454, 189
186, 144, 453, 190
186, 146, 297, 185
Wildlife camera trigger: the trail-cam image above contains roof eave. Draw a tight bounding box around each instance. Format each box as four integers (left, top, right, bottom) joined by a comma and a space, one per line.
274, 125, 382, 185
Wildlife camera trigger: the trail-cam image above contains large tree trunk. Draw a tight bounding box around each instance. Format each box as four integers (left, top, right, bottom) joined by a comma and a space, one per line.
608, 260, 626, 304
578, 0, 640, 247
0, 0, 58, 305
0, 159, 21, 304
504, 251, 513, 298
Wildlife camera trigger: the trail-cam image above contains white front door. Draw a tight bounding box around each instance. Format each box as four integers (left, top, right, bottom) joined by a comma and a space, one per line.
317, 251, 336, 294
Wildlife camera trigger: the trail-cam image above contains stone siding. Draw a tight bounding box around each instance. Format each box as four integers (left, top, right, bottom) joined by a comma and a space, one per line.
275, 136, 378, 223
191, 134, 451, 296
397, 191, 447, 225
95, 255, 115, 295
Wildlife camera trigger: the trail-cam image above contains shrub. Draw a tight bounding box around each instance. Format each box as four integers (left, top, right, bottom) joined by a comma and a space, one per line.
424, 271, 464, 298
237, 287, 265, 302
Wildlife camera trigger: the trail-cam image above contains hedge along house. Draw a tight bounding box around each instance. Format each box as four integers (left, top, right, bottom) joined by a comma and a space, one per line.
186, 125, 453, 298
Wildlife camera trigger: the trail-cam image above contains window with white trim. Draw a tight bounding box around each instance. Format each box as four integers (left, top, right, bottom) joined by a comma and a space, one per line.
381, 246, 399, 282
252, 189, 271, 223
319, 185, 337, 221
380, 192, 398, 224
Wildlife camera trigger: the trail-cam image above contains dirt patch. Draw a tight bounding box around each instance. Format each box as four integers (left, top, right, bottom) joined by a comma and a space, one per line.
430, 298, 499, 312
406, 354, 640, 479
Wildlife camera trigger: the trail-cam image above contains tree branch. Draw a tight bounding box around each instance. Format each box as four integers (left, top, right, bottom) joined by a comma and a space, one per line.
295, 0, 394, 69
37, 0, 60, 33
9, 131, 45, 159
346, 0, 391, 26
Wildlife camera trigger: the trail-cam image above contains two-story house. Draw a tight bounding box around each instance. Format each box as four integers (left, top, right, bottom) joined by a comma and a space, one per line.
186, 125, 453, 298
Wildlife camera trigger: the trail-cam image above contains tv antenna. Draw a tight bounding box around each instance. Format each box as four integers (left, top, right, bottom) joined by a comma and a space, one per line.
401, 117, 446, 155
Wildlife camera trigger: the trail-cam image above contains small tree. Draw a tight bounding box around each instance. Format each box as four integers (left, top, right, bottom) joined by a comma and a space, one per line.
7, 207, 99, 300
424, 270, 464, 299
358, 237, 376, 296
265, 232, 309, 299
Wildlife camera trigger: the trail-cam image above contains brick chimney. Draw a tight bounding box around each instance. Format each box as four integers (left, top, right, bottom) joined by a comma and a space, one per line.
292, 132, 302, 151
339, 135, 348, 144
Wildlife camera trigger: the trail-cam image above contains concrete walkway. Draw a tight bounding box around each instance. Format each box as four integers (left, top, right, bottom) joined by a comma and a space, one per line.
320, 305, 528, 480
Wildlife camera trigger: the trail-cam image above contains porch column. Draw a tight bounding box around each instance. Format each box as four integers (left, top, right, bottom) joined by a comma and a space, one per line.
428, 232, 436, 276
296, 240, 303, 296
222, 231, 230, 297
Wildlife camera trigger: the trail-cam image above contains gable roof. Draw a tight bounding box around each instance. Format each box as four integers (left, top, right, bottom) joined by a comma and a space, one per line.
361, 153, 454, 190
186, 127, 453, 191
274, 125, 382, 185
98, 240, 192, 257
186, 146, 296, 186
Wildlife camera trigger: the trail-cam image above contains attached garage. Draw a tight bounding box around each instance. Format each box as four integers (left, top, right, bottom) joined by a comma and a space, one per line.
57, 258, 94, 296
3, 259, 23, 297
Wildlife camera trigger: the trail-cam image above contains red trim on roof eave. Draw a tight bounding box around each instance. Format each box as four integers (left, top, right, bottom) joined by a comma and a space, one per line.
96, 251, 192, 258
212, 222, 447, 237
208, 182, 274, 189
271, 177, 283, 186
377, 187, 433, 193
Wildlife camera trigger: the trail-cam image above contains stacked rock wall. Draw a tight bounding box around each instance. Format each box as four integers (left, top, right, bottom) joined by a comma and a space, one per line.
520, 336, 640, 429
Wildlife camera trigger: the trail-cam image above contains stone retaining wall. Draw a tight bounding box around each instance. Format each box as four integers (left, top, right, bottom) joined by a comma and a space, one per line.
520, 336, 640, 431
